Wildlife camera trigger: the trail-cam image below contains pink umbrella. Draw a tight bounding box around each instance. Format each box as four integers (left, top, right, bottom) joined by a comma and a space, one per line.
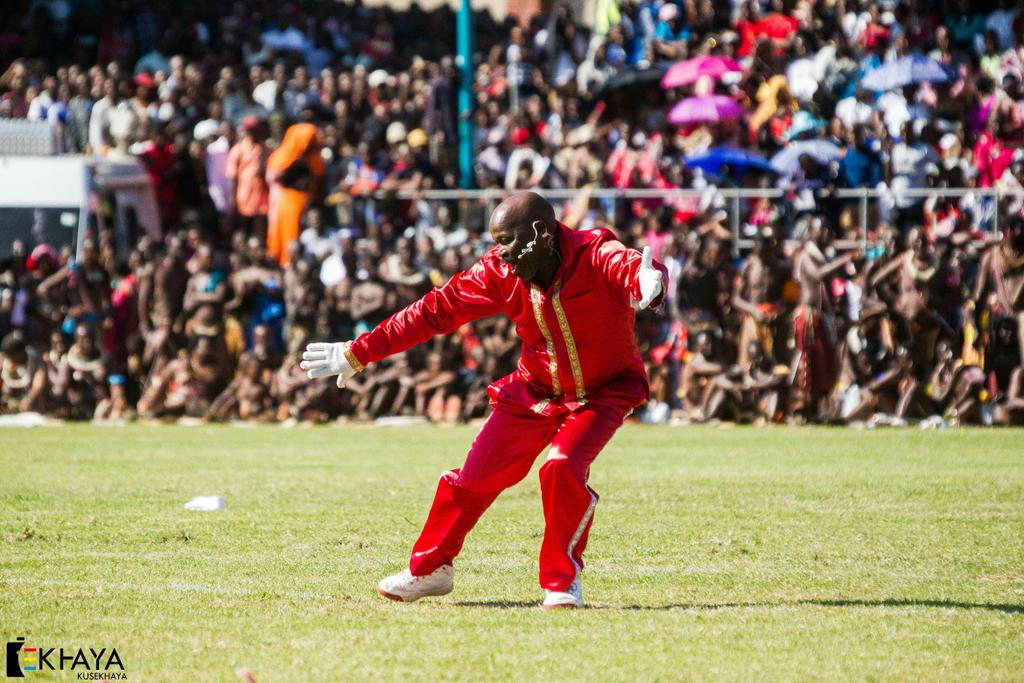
668, 95, 745, 125
661, 56, 744, 89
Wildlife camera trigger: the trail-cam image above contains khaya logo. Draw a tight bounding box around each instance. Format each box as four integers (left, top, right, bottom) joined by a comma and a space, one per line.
6, 637, 126, 679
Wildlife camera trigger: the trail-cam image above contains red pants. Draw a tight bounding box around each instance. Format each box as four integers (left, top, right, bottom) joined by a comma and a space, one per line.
408, 396, 633, 591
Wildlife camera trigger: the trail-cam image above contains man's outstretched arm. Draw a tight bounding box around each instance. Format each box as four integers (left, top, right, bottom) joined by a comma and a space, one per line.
302, 257, 506, 386
592, 231, 668, 309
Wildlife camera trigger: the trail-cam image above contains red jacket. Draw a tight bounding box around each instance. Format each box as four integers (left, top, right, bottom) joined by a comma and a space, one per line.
348, 223, 667, 415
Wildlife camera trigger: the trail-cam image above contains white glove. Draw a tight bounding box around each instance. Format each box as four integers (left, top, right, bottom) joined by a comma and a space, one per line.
300, 341, 359, 388
637, 246, 664, 309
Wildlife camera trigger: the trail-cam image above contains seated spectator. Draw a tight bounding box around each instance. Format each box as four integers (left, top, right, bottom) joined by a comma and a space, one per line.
0, 331, 41, 414
137, 334, 230, 420
94, 372, 133, 422
272, 334, 331, 423
207, 353, 273, 422
703, 341, 785, 424
679, 331, 725, 421
346, 354, 412, 420
65, 324, 109, 420
994, 365, 1024, 426
411, 351, 459, 423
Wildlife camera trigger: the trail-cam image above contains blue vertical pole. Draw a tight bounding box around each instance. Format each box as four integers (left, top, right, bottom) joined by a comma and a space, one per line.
456, 0, 475, 189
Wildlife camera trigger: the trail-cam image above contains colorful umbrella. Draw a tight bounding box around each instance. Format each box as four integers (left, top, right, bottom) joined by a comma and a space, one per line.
661, 56, 743, 89
685, 147, 777, 176
770, 140, 841, 175
860, 55, 951, 91
596, 66, 667, 97
668, 95, 745, 125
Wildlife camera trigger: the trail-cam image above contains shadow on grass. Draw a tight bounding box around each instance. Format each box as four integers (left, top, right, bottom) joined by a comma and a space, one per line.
454, 598, 1024, 614
800, 598, 1023, 614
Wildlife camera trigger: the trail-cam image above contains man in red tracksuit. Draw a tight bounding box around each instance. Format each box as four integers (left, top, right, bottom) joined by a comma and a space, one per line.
301, 191, 666, 609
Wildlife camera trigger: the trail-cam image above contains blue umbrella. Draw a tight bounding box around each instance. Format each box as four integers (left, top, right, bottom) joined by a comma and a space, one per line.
860, 55, 950, 91
685, 148, 777, 176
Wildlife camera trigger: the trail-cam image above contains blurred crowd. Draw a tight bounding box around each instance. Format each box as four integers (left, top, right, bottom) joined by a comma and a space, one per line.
1, 0, 1024, 426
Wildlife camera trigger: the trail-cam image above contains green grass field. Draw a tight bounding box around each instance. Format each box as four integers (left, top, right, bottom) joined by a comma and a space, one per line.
1, 424, 1022, 681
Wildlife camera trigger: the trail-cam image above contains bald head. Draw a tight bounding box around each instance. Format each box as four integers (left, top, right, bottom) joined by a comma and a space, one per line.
489, 191, 556, 235
488, 192, 560, 285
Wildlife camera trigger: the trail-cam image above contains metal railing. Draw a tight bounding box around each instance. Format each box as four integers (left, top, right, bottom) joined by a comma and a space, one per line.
368, 186, 1024, 255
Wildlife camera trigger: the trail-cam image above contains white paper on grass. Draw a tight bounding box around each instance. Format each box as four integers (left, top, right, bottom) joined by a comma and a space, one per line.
184, 496, 225, 511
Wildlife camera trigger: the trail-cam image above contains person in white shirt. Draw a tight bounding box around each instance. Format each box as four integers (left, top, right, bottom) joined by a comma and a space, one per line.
252, 68, 283, 112
835, 88, 874, 130
890, 122, 939, 226
195, 120, 232, 217
26, 76, 57, 122
87, 78, 119, 153
299, 207, 340, 263
876, 89, 910, 138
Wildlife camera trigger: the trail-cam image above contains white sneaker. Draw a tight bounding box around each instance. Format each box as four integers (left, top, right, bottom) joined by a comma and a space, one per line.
542, 571, 583, 610
376, 565, 454, 602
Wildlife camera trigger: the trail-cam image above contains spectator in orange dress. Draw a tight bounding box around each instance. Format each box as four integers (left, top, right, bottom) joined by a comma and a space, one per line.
265, 123, 324, 267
